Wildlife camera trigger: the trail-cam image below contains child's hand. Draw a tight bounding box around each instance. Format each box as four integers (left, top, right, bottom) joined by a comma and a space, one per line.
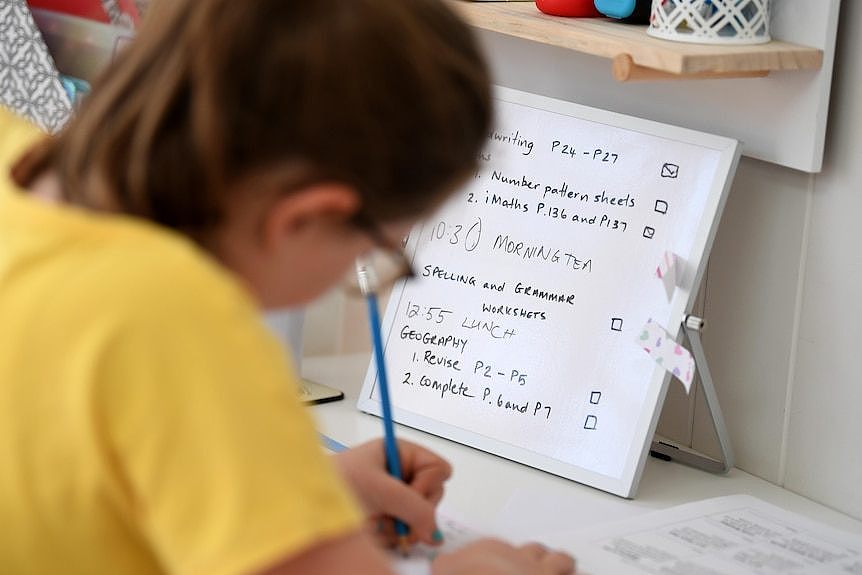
334, 438, 452, 546
432, 539, 576, 575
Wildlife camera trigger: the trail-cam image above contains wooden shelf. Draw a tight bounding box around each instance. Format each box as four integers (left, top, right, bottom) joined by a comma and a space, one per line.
447, 1, 824, 81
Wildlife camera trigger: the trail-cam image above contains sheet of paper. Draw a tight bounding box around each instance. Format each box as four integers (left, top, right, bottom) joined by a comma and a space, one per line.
543, 495, 862, 575
637, 319, 695, 392
392, 512, 483, 575
493, 486, 653, 544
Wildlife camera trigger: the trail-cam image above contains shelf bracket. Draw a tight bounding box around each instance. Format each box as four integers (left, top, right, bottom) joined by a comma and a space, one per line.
613, 54, 770, 82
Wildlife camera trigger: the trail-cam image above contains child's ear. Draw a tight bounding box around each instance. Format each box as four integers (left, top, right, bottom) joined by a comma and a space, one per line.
262, 183, 361, 249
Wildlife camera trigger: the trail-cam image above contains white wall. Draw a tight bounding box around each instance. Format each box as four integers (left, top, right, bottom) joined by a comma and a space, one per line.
783, 0, 862, 518
302, 1, 862, 520
689, 0, 862, 520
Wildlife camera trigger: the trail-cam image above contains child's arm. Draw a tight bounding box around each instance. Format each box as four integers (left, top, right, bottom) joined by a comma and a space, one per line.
96, 282, 574, 575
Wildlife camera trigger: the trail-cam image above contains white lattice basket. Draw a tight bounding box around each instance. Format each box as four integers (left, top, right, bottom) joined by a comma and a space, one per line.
648, 0, 771, 45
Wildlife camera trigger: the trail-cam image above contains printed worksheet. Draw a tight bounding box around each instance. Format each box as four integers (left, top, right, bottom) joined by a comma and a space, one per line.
548, 495, 862, 575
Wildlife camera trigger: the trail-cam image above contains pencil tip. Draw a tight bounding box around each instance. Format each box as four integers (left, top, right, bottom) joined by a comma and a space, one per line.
398, 536, 410, 557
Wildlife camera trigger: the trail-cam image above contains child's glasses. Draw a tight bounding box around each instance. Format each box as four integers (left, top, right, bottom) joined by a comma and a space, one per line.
343, 212, 415, 297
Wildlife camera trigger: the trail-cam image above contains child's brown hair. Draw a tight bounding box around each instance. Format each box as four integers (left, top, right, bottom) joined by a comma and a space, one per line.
14, 0, 491, 235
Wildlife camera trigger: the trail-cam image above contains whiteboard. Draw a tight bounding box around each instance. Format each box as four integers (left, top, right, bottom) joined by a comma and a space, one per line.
358, 86, 740, 498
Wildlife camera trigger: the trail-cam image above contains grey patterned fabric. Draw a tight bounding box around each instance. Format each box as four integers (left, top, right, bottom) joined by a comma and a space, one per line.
0, 0, 71, 133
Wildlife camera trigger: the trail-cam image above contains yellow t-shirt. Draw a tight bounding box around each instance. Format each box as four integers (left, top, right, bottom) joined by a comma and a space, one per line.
0, 108, 362, 575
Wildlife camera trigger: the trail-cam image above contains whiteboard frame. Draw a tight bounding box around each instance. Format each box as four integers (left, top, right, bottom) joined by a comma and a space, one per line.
358, 86, 741, 498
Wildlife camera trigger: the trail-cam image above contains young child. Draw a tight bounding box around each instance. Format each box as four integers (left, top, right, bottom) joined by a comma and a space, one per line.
0, 1, 575, 574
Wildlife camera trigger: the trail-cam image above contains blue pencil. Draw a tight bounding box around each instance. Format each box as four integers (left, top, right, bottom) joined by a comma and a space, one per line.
358, 262, 411, 556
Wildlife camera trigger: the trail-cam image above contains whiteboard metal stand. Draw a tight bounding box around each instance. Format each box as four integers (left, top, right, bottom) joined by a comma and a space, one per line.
650, 315, 735, 474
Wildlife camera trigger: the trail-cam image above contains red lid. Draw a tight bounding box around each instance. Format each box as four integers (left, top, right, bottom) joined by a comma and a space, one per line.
536, 0, 602, 17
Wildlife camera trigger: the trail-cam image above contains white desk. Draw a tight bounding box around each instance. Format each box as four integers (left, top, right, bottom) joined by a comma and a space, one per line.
305, 354, 862, 546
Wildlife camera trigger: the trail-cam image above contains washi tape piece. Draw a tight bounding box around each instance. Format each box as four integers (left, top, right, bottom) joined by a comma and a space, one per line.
656, 251, 679, 301
637, 318, 695, 393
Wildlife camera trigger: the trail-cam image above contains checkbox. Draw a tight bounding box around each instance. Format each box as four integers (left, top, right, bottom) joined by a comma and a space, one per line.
611, 318, 623, 332
655, 200, 668, 214
584, 415, 598, 430
643, 226, 655, 239
661, 163, 679, 178
590, 391, 601, 405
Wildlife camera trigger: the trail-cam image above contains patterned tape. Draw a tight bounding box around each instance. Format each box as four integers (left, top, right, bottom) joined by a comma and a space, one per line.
637, 318, 695, 393
656, 251, 679, 302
